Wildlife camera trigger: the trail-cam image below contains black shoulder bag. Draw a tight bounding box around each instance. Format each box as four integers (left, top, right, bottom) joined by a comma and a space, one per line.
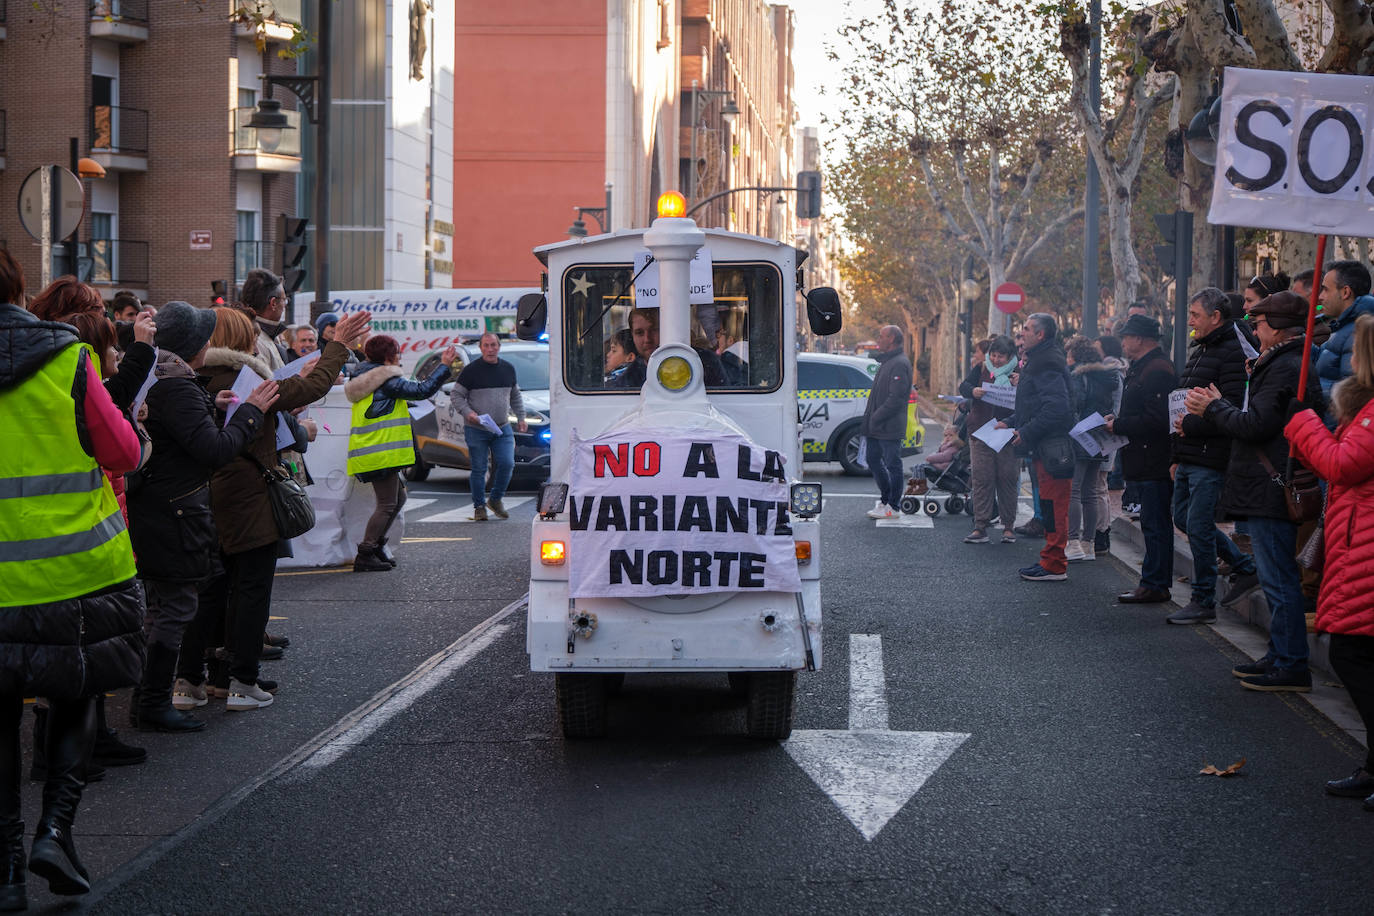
248, 454, 316, 539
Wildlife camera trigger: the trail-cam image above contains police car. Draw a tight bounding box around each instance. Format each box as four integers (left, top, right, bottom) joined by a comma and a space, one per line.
797, 352, 924, 474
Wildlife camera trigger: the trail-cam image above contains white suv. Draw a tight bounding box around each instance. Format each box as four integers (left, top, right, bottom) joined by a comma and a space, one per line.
797, 352, 924, 474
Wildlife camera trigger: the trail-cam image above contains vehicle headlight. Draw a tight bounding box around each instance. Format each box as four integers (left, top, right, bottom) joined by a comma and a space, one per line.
790, 483, 822, 518
657, 356, 693, 391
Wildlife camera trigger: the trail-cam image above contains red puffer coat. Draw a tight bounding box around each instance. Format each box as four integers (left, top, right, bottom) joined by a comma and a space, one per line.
1286, 399, 1374, 637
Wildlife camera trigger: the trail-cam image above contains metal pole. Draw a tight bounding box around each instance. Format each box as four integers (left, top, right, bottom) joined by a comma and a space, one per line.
40, 166, 53, 290
689, 80, 699, 204
1081, 0, 1102, 337
67, 138, 80, 279
310, 0, 333, 322
605, 182, 613, 232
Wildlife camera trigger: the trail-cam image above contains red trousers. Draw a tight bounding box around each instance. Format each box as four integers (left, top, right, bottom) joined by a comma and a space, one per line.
1035, 460, 1071, 574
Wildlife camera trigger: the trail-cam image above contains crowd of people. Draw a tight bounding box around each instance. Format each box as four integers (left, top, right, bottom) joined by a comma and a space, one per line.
866, 265, 1374, 811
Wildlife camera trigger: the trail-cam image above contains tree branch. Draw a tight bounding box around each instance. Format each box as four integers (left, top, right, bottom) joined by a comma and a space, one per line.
949, 141, 995, 254
1317, 0, 1374, 72
1007, 205, 1085, 279
912, 147, 989, 259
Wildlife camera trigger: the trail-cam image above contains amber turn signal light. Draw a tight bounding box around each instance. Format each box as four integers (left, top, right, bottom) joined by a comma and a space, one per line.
540, 540, 566, 565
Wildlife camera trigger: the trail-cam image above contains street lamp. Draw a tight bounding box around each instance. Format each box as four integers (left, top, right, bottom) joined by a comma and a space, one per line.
688, 80, 741, 206
1185, 96, 1222, 167
246, 98, 291, 154
565, 183, 614, 239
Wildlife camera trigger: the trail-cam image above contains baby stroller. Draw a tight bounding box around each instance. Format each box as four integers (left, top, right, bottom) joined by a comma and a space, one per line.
900, 444, 973, 517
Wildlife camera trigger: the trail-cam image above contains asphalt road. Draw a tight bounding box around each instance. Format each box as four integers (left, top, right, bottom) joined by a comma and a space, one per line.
30, 457, 1374, 914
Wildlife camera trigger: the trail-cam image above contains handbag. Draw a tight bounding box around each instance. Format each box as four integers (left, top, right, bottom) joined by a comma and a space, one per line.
1036, 434, 1077, 479
1257, 451, 1323, 524
249, 454, 316, 540
1297, 516, 1324, 570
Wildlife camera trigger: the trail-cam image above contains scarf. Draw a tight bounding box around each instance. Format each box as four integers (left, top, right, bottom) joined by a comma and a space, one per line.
985, 354, 1016, 386
153, 350, 197, 380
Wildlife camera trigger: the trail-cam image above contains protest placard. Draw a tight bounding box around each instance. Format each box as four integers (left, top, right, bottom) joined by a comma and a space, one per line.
976, 385, 1017, 410
1168, 389, 1189, 430
972, 419, 1016, 453
567, 429, 801, 598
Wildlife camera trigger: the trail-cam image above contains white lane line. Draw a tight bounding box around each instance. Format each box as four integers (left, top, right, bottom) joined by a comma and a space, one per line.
288, 595, 525, 777
419, 496, 532, 523
875, 513, 934, 528
848, 634, 888, 730
401, 498, 437, 514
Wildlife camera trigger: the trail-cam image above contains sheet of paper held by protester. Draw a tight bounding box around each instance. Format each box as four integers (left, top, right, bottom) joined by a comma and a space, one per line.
477, 413, 503, 434
273, 352, 321, 380
1168, 389, 1189, 429
223, 365, 259, 426
566, 428, 802, 598
129, 348, 159, 419
972, 420, 1017, 453
976, 385, 1017, 410
1069, 412, 1129, 457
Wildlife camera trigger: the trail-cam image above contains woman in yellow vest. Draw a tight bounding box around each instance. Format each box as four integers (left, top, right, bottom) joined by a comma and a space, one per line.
344, 336, 457, 571
0, 251, 145, 902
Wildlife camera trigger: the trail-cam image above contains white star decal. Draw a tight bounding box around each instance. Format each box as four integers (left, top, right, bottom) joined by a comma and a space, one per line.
570, 273, 594, 298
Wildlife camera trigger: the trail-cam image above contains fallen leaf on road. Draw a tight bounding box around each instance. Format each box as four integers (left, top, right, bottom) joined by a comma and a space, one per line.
1199, 758, 1246, 777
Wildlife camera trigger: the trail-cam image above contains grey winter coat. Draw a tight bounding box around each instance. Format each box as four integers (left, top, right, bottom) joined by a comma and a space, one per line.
861, 348, 912, 440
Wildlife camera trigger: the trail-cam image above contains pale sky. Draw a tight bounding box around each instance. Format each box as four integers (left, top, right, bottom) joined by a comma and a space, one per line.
785, 0, 889, 153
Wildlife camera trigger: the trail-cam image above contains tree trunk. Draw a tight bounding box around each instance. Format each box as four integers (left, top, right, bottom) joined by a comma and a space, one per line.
986, 261, 1009, 337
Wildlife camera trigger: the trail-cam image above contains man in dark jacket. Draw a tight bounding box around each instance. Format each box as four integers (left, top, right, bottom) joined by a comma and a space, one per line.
861, 325, 912, 520
1108, 315, 1177, 603
1316, 259, 1374, 398
1002, 313, 1073, 580
1186, 291, 1326, 691
1168, 288, 1259, 623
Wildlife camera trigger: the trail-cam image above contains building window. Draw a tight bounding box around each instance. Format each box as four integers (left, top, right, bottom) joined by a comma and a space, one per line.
90, 212, 115, 283
235, 209, 260, 282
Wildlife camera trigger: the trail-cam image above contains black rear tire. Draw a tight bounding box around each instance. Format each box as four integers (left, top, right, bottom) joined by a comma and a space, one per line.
835, 425, 865, 476
745, 671, 796, 740
555, 673, 609, 739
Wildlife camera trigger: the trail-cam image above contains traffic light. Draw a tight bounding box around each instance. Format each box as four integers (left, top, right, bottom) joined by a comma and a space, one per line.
1153, 210, 1193, 282
278, 214, 309, 294
211, 280, 227, 307
797, 170, 822, 219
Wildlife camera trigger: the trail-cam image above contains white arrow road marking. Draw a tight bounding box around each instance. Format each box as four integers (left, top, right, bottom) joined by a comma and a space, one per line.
401, 498, 437, 514
784, 634, 969, 841
418, 496, 532, 523
875, 512, 934, 528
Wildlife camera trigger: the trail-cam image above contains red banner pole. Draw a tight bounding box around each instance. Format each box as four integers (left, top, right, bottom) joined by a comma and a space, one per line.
1297, 234, 1327, 400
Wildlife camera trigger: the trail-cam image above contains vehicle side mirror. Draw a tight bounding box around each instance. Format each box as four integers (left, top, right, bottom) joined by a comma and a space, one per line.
806, 287, 842, 336
515, 293, 547, 340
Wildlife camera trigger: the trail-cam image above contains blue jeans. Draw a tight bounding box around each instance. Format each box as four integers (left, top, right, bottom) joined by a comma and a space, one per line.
1134, 478, 1174, 592
1172, 464, 1255, 607
1246, 516, 1308, 672
866, 437, 903, 508
464, 423, 515, 508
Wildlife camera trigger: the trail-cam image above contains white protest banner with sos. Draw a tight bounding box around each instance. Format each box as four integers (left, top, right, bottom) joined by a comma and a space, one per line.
567, 428, 801, 598
1210, 67, 1374, 234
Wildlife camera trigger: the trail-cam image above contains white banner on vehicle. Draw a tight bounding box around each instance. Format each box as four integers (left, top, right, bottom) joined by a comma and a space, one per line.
1210, 67, 1374, 234
567, 428, 801, 598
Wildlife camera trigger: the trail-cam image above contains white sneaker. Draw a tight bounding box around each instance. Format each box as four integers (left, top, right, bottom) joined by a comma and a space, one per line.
865, 501, 888, 519
172, 678, 207, 710
1078, 539, 1097, 561
1065, 541, 1087, 561
226, 678, 274, 711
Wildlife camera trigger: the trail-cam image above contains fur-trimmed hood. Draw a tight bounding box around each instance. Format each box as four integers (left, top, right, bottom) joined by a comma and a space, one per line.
344, 364, 404, 403
201, 346, 272, 381
1071, 360, 1122, 376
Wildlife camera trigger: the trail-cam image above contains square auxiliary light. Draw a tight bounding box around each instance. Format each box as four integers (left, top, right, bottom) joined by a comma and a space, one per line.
538, 482, 569, 519
789, 483, 822, 518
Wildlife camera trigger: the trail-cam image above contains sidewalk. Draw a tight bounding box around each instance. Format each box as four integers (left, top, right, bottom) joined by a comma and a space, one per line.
1108, 508, 1367, 749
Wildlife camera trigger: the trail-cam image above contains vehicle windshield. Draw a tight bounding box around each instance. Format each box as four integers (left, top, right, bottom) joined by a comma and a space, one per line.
562, 261, 782, 393
499, 348, 551, 391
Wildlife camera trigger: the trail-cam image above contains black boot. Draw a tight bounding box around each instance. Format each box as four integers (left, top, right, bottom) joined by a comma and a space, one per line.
0, 696, 25, 912
91, 695, 145, 768
352, 544, 391, 572
29, 696, 95, 896
135, 644, 206, 733
30, 707, 105, 784
375, 537, 398, 568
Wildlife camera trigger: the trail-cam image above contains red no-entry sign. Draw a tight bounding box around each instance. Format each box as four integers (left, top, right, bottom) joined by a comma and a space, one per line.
994, 282, 1025, 315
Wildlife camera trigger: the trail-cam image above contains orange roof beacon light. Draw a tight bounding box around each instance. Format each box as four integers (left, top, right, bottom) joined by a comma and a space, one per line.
657, 190, 687, 219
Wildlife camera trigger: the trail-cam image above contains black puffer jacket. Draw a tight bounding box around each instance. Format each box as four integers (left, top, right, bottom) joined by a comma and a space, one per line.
126, 353, 264, 581
1070, 360, 1123, 461
1172, 321, 1251, 470
0, 304, 145, 698
862, 348, 913, 440
1010, 338, 1072, 456
1112, 346, 1177, 481
1205, 336, 1326, 521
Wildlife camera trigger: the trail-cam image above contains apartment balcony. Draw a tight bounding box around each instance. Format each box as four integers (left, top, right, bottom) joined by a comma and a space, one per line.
234, 240, 268, 282
231, 106, 301, 172
91, 0, 148, 43
87, 239, 149, 287
233, 0, 302, 43
89, 105, 148, 171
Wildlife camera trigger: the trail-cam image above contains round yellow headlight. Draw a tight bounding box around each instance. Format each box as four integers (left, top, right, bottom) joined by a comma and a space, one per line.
656, 355, 693, 391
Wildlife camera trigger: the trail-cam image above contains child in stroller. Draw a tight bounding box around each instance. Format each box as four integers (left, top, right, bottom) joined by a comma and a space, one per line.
901, 426, 973, 516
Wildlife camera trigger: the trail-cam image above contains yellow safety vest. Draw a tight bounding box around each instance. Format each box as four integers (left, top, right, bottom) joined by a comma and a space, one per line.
347, 392, 415, 476
0, 343, 136, 608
